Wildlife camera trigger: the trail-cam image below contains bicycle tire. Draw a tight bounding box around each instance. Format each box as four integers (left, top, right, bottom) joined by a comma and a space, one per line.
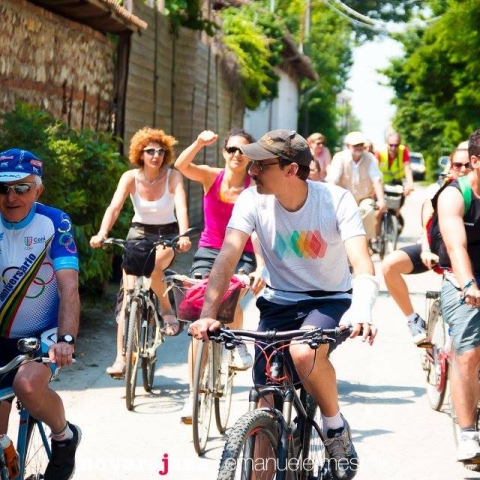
214, 343, 234, 434
217, 409, 280, 480
126, 298, 141, 411
300, 394, 328, 480
378, 214, 388, 260
192, 341, 214, 455
425, 299, 448, 411
23, 416, 51, 480
142, 300, 157, 392
381, 213, 397, 258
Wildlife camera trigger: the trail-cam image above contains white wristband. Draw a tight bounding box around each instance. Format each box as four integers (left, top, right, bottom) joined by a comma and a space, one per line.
340, 274, 379, 327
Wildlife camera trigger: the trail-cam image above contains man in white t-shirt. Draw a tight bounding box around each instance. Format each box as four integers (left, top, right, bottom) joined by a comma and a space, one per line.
189, 130, 379, 480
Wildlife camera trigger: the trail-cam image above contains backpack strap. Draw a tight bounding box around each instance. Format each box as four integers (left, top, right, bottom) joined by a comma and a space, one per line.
458, 175, 472, 213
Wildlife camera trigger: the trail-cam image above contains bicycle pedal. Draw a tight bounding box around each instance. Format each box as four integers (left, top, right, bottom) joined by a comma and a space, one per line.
417, 341, 434, 349
109, 373, 125, 380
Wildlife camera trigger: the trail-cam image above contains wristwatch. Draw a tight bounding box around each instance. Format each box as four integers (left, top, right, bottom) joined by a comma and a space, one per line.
57, 334, 75, 345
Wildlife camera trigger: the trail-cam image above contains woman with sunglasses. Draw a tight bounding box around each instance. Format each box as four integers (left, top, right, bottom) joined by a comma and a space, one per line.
90, 127, 191, 377
382, 144, 471, 345
174, 128, 265, 423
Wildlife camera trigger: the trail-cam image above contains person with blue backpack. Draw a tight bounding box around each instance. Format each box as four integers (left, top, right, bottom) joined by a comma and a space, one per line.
437, 129, 480, 464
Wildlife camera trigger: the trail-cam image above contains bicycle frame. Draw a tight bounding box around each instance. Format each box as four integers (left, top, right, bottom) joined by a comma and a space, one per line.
0, 345, 54, 480
215, 327, 340, 480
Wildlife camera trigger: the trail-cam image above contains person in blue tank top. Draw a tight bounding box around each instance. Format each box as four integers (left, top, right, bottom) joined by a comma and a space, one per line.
0, 148, 81, 480
90, 127, 192, 377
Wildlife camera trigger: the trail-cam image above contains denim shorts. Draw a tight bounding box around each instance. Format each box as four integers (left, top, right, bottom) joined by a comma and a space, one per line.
441, 278, 480, 355
190, 247, 256, 278
253, 295, 351, 385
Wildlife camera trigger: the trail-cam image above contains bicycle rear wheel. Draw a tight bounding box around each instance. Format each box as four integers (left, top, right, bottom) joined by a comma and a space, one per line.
126, 299, 141, 411
214, 343, 234, 434
425, 299, 449, 410
193, 341, 214, 456
23, 416, 51, 480
300, 394, 328, 480
218, 409, 280, 480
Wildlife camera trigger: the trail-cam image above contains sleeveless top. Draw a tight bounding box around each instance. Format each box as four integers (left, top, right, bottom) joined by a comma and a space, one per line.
199, 170, 254, 253
438, 179, 480, 273
130, 169, 177, 225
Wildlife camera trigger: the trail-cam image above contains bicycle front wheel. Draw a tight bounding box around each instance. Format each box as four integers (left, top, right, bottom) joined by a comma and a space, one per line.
214, 343, 234, 434
23, 416, 51, 480
193, 341, 214, 456
218, 409, 280, 480
126, 298, 141, 411
142, 301, 157, 392
300, 394, 328, 480
425, 299, 448, 411
379, 213, 397, 259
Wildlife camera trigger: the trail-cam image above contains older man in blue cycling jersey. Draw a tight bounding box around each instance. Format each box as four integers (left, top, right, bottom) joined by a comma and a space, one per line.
0, 149, 81, 480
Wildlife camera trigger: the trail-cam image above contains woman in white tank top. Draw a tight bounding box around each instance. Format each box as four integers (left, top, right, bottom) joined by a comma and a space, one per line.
90, 127, 191, 376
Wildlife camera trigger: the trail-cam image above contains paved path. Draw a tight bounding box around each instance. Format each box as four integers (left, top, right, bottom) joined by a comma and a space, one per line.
24, 185, 480, 480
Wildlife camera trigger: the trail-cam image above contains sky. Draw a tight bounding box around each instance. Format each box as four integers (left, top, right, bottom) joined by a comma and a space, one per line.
345, 37, 403, 149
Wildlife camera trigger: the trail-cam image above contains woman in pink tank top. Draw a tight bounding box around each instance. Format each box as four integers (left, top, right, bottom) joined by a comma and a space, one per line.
174, 129, 265, 423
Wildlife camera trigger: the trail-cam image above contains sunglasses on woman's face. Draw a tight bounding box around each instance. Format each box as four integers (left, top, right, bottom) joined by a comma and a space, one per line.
226, 146, 242, 155
0, 182, 36, 196
143, 147, 166, 156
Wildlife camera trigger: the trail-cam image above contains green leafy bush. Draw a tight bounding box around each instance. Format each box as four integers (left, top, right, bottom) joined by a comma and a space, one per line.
0, 103, 131, 295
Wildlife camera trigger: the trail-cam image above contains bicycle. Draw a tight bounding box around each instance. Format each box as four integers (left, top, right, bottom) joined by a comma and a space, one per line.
377, 184, 404, 260
213, 326, 352, 480
0, 332, 58, 479
167, 274, 248, 456
102, 227, 199, 411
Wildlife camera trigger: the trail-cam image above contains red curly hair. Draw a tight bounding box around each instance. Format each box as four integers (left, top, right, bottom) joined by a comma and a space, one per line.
129, 127, 177, 167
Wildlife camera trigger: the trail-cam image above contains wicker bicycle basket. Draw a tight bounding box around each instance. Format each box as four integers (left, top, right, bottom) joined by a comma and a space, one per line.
168, 275, 242, 324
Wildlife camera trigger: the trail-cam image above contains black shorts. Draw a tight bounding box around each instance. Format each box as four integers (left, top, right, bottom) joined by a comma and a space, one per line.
399, 244, 428, 275
190, 247, 256, 278
253, 294, 351, 385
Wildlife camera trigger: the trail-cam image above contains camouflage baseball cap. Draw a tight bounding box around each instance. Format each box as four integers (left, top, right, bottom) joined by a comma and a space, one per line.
240, 130, 312, 166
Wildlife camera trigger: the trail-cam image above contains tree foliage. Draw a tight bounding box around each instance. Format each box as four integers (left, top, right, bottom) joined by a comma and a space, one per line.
382, 0, 480, 180
217, 4, 285, 110
0, 103, 131, 295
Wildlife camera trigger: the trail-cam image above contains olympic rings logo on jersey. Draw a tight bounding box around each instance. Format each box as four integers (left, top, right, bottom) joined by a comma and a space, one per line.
58, 217, 77, 254
1, 262, 55, 299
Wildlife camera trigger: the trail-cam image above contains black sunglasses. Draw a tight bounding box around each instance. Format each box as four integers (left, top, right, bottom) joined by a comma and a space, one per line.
143, 148, 166, 156
0, 182, 36, 195
452, 162, 472, 170
389, 144, 399, 148
226, 146, 242, 155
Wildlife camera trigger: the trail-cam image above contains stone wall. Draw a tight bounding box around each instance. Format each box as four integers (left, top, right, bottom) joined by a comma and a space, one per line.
0, 0, 115, 131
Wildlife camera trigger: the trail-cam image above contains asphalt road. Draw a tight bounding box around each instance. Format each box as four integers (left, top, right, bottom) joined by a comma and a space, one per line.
18, 184, 480, 480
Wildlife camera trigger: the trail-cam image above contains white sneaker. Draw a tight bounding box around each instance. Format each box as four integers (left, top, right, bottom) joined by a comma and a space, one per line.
231, 343, 253, 371
407, 314, 428, 345
457, 432, 480, 462
180, 395, 194, 425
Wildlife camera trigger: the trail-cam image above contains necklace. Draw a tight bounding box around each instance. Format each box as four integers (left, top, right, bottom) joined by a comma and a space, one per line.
142, 169, 165, 185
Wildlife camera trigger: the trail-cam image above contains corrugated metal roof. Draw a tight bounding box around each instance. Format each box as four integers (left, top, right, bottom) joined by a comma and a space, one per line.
28, 0, 148, 34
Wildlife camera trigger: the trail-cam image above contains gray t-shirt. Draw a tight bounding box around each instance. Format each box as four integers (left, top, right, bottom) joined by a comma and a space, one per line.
228, 180, 365, 304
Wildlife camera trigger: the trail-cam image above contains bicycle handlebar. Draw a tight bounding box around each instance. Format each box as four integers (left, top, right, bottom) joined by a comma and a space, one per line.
207, 326, 352, 350
102, 226, 201, 250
